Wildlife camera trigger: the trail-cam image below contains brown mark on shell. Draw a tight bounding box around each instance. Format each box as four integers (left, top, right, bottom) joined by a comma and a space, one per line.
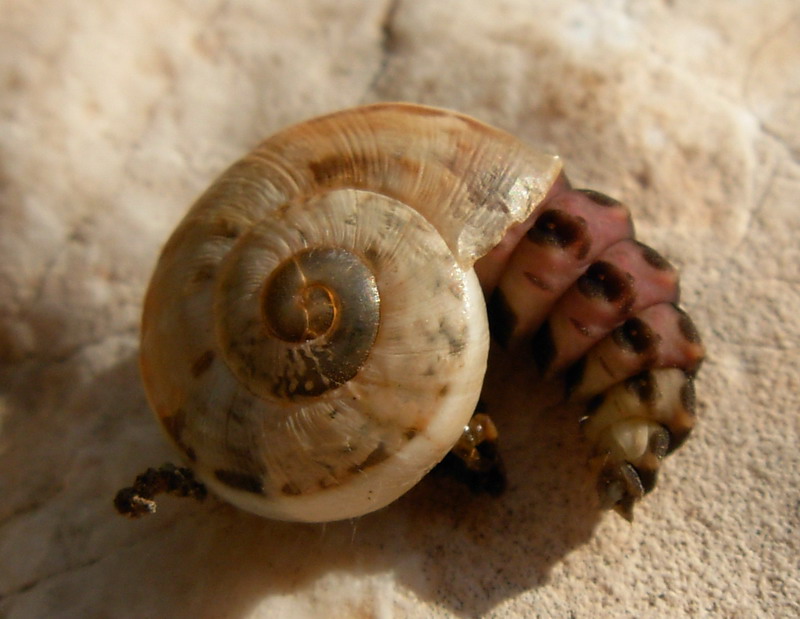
350, 442, 390, 474
403, 428, 419, 441
161, 409, 196, 462
191, 350, 215, 378
466, 166, 517, 213
308, 153, 422, 188
214, 469, 266, 495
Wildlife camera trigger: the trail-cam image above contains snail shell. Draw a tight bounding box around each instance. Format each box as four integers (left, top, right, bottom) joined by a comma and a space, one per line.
140, 103, 562, 522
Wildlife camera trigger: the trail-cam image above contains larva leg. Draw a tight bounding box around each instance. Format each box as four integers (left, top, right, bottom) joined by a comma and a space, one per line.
433, 405, 507, 496
479, 179, 705, 519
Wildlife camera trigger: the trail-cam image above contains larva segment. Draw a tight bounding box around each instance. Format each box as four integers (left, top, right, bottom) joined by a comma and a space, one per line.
565, 303, 705, 401
486, 188, 634, 348
533, 239, 680, 376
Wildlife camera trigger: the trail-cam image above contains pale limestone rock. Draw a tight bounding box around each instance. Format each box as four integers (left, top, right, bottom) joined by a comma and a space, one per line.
1, 1, 798, 617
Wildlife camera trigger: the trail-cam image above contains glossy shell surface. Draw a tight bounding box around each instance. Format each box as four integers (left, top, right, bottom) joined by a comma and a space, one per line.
140, 103, 563, 522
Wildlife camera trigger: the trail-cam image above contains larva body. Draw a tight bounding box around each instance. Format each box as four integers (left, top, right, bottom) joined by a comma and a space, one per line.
121, 103, 703, 522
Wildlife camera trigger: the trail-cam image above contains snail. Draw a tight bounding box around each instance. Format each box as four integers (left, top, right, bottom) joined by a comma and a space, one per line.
114, 103, 704, 523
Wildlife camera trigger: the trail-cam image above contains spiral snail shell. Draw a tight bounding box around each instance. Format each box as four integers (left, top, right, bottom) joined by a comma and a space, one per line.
122, 103, 703, 523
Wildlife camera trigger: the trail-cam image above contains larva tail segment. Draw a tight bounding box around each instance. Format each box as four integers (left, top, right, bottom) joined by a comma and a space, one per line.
581, 368, 698, 519
433, 409, 507, 496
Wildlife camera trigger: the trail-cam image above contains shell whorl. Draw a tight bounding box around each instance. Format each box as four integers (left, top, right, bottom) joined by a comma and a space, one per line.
140, 103, 562, 521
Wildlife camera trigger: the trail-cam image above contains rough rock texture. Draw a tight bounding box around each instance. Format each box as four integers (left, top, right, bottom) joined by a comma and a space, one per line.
1, 1, 798, 617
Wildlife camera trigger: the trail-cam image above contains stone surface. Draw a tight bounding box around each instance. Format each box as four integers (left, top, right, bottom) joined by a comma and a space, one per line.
1, 1, 798, 617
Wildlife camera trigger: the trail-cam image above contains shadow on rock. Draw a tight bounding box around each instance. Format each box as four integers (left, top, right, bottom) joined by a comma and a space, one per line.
1, 345, 601, 617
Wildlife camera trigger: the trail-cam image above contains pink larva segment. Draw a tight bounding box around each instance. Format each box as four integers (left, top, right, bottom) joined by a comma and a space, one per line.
485, 185, 635, 347
537, 238, 680, 375
565, 302, 704, 402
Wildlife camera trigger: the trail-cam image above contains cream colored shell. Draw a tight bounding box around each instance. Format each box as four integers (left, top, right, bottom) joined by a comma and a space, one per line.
140, 103, 562, 522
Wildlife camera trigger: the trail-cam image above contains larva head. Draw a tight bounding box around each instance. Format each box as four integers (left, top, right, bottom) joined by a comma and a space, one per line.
139, 104, 562, 522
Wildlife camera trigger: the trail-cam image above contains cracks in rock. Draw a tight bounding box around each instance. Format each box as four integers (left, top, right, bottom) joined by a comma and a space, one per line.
364, 0, 403, 98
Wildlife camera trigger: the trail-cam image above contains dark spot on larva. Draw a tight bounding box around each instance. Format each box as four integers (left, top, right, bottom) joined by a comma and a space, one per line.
185, 447, 197, 463
351, 443, 390, 474
404, 428, 418, 441
523, 271, 553, 291
649, 427, 670, 460
563, 357, 587, 397
214, 469, 265, 495
636, 465, 660, 494
680, 376, 696, 414
597, 461, 643, 518
577, 189, 621, 207
635, 241, 673, 271
531, 321, 557, 374
613, 318, 657, 355
675, 305, 702, 344
637, 429, 670, 493
527, 209, 590, 259
577, 261, 635, 310
487, 289, 517, 347
667, 380, 696, 453
667, 427, 692, 453
281, 482, 302, 496
191, 350, 215, 378
439, 384, 450, 397
625, 371, 656, 403
586, 393, 605, 414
